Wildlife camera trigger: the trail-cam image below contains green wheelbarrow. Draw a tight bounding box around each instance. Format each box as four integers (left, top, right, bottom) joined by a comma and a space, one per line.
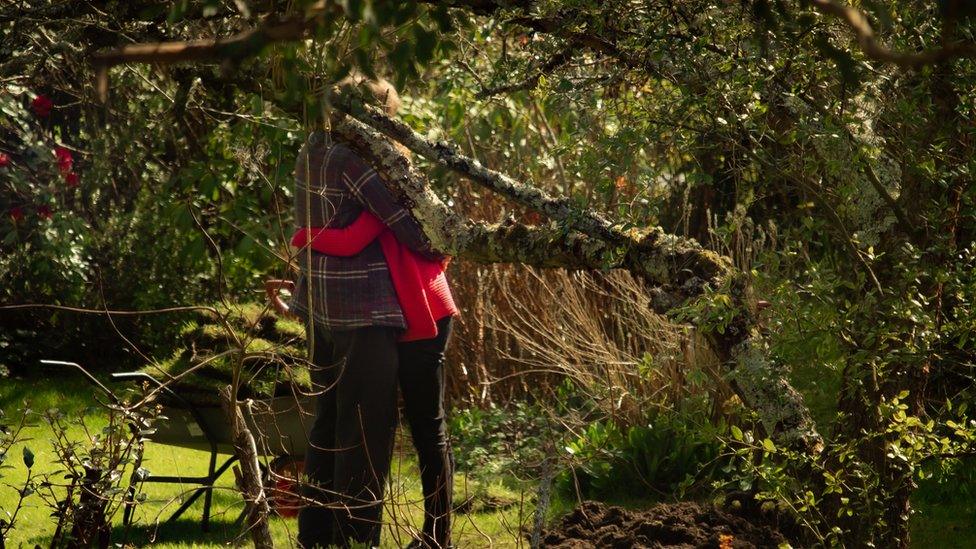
48, 360, 314, 531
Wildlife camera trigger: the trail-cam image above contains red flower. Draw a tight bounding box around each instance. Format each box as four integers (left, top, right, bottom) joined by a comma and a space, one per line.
36, 205, 52, 219
65, 172, 80, 187
55, 146, 73, 173
9, 207, 24, 221
0, 153, 9, 167
31, 95, 54, 118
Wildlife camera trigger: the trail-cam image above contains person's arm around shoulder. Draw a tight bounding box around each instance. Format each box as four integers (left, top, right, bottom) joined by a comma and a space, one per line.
335, 144, 445, 261
291, 211, 386, 256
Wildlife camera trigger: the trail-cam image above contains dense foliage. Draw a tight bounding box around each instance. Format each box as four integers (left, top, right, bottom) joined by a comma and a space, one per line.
2, 1, 975, 546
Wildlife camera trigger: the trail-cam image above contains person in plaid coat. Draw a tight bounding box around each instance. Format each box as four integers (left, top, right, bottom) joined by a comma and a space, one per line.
285, 76, 458, 549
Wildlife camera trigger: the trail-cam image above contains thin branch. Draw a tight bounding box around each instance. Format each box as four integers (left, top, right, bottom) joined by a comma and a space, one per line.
0, 303, 218, 316
476, 50, 573, 98
509, 15, 666, 78
91, 3, 334, 100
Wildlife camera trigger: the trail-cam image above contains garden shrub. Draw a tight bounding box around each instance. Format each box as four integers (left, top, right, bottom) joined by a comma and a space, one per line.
558, 410, 730, 501
449, 400, 551, 481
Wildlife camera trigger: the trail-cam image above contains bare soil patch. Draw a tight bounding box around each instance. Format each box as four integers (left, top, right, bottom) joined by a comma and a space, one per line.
543, 500, 791, 548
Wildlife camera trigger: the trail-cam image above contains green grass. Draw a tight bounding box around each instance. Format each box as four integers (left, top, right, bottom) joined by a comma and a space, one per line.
0, 371, 532, 548
910, 500, 976, 549
10, 370, 971, 548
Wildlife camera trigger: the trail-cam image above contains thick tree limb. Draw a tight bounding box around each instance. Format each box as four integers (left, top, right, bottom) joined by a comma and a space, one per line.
331, 96, 731, 295
330, 116, 612, 267
330, 111, 823, 454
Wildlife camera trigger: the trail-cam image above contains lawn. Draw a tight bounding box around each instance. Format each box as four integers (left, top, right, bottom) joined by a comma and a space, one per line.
3, 369, 973, 548
0, 370, 533, 548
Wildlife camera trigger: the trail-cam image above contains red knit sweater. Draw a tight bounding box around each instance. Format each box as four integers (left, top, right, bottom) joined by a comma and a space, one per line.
291, 211, 457, 341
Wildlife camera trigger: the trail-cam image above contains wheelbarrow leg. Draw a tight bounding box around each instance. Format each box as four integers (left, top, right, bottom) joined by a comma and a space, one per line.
202, 444, 218, 532
163, 456, 237, 526
123, 486, 135, 527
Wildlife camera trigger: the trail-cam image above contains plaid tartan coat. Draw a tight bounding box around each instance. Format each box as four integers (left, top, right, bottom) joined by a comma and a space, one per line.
290, 130, 442, 331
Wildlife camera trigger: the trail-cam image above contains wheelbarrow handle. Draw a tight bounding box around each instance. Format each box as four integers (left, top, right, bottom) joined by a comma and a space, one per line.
109, 372, 220, 454
265, 279, 296, 318
109, 372, 195, 411
41, 360, 120, 404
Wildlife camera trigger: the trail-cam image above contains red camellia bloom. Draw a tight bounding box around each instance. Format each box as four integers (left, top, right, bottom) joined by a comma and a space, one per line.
36, 205, 52, 219
0, 153, 10, 167
9, 207, 24, 221
55, 146, 73, 173
31, 94, 54, 117
65, 172, 80, 187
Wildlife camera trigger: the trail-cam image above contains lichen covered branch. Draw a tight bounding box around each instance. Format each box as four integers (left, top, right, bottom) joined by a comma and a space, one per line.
331, 110, 823, 454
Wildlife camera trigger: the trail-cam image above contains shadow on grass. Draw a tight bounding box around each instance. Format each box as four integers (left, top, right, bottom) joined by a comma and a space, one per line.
109, 516, 244, 546
0, 369, 104, 415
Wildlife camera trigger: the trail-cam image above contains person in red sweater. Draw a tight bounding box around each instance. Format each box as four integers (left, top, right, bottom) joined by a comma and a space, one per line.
270, 75, 457, 549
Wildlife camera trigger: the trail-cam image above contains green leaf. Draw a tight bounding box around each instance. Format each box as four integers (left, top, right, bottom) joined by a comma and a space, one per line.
731, 425, 743, 441
22, 446, 34, 468
414, 28, 438, 63
762, 438, 777, 453
167, 0, 190, 23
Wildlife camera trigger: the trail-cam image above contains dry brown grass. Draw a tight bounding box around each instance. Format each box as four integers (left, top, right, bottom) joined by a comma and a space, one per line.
444, 262, 734, 428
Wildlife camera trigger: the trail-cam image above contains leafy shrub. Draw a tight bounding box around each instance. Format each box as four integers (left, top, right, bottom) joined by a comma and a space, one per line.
0, 84, 299, 373
0, 384, 160, 546
557, 410, 730, 501
449, 400, 551, 481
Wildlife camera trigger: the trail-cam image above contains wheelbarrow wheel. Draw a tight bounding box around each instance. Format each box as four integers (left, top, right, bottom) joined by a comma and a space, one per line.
267, 455, 304, 518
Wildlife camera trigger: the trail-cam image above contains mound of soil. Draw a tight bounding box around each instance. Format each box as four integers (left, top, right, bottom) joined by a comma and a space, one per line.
543, 500, 790, 548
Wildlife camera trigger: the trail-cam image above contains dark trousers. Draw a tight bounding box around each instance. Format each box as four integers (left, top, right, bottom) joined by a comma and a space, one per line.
298, 317, 454, 548
399, 318, 454, 548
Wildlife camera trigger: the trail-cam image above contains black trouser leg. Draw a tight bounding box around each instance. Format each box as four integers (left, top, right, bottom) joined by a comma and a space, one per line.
299, 324, 400, 548
332, 326, 400, 546
298, 327, 338, 548
398, 317, 454, 548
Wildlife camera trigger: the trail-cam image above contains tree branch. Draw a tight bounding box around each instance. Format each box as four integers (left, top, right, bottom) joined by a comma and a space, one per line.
330, 107, 823, 454
476, 50, 573, 98
808, 0, 976, 68
92, 15, 311, 66
91, 3, 334, 100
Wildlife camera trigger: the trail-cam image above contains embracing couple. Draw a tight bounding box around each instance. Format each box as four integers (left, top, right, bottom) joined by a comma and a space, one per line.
273, 75, 457, 549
